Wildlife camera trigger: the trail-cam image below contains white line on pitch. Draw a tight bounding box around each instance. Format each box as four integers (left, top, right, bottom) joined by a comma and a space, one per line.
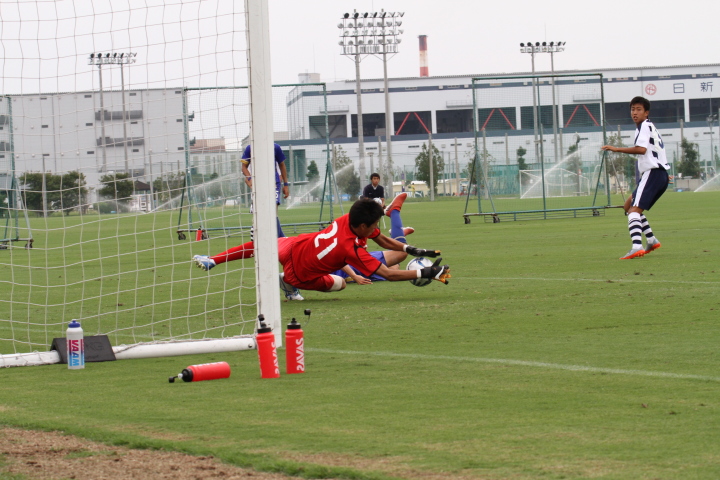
308, 348, 720, 382
460, 277, 720, 285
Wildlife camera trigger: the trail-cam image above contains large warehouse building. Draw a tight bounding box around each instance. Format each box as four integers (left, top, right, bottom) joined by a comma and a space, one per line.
282, 63, 720, 185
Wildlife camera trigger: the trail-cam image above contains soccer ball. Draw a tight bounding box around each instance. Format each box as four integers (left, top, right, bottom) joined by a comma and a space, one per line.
406, 257, 434, 287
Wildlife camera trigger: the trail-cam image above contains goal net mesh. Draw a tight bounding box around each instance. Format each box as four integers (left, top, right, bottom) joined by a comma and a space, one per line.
0, 0, 330, 365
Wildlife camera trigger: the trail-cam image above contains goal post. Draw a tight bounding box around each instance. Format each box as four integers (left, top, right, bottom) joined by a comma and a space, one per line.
246, 0, 282, 345
0, 0, 291, 367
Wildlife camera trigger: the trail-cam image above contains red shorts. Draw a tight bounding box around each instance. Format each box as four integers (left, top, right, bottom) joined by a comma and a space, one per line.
277, 237, 336, 292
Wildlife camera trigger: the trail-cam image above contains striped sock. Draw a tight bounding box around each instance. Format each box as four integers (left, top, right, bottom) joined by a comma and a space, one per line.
640, 214, 655, 242
627, 212, 642, 249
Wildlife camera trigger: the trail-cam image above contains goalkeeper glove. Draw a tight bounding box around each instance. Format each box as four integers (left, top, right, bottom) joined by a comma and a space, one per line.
419, 258, 451, 285
403, 244, 441, 257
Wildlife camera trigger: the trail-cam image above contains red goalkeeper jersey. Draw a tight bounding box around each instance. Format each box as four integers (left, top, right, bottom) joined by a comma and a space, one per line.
287, 213, 382, 283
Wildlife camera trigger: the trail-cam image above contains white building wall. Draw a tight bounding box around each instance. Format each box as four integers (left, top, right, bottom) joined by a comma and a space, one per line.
285, 64, 720, 175
7, 88, 187, 199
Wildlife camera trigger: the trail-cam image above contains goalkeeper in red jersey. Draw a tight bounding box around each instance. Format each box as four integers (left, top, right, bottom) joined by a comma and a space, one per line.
194, 197, 450, 296
277, 198, 449, 294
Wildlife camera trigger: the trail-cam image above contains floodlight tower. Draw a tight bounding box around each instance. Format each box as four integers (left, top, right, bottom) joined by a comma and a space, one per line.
374, 10, 403, 189
520, 41, 566, 163
519, 42, 541, 162
338, 10, 403, 186
88, 52, 138, 174
338, 11, 369, 186
547, 42, 566, 164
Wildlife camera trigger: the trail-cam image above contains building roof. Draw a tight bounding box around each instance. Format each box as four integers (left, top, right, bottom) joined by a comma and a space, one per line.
336, 63, 720, 84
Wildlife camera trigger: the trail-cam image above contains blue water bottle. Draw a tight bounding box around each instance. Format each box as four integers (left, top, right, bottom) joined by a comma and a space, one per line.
66, 320, 85, 370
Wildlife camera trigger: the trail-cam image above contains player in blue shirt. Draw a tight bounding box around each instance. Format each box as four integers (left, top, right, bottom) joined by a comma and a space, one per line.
602, 96, 670, 260
241, 143, 290, 238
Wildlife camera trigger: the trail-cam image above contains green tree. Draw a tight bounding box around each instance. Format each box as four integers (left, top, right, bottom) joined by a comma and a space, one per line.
153, 172, 185, 203
677, 138, 700, 177
306, 160, 320, 183
20, 172, 49, 215
99, 173, 134, 203
333, 146, 361, 196
516, 146, 528, 171
414, 143, 445, 194
20, 171, 87, 216
56, 171, 88, 215
0, 191, 8, 218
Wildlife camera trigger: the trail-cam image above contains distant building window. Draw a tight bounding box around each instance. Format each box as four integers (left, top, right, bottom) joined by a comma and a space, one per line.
129, 92, 137, 96
477, 107, 517, 131
133, 149, 139, 152
562, 103, 601, 128
40, 97, 47, 100
178, 147, 184, 150
42, 153, 50, 156
175, 90, 182, 94
176, 119, 182, 122
84, 94, 92, 98
87, 151, 95, 154
394, 111, 432, 135
41, 125, 48, 128
130, 121, 138, 124
437, 109, 474, 134
86, 123, 93, 126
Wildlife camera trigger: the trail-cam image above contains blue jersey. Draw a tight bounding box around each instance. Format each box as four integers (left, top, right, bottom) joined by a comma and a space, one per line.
242, 143, 286, 184
333, 250, 388, 282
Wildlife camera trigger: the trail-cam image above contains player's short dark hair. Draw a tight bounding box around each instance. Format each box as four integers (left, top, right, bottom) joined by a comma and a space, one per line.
349, 198, 384, 228
630, 96, 650, 112
370, 172, 380, 180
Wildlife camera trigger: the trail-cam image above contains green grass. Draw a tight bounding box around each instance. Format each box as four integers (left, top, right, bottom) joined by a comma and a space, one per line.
1, 191, 720, 479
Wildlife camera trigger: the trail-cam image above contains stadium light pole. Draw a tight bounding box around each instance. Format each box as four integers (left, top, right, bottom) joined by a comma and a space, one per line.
339, 11, 368, 186
520, 41, 566, 163
707, 113, 717, 176
374, 10, 403, 191
519, 42, 540, 162
338, 10, 403, 187
88, 52, 138, 174
547, 42, 566, 164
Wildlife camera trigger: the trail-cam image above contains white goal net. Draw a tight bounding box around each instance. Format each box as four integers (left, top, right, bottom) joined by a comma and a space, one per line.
0, 0, 284, 366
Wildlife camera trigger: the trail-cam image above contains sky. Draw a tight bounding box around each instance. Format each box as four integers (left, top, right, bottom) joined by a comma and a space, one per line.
0, 0, 717, 94
268, 0, 720, 85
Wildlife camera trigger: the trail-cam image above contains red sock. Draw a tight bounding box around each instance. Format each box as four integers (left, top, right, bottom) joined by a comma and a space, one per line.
211, 241, 254, 264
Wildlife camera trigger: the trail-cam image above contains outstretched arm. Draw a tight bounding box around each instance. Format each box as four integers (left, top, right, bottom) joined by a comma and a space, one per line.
372, 233, 441, 257
601, 145, 646, 155
341, 265, 372, 285
374, 258, 451, 284
371, 233, 406, 251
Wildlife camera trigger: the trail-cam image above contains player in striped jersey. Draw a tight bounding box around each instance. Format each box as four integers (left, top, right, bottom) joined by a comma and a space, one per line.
602, 96, 670, 259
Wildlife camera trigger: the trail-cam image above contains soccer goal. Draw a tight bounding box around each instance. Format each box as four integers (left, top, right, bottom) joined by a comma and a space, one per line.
463, 73, 622, 223
0, 97, 34, 250
0, 0, 288, 367
172, 83, 340, 242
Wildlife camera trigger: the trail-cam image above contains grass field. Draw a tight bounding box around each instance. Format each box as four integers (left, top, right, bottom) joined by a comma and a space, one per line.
1, 191, 719, 479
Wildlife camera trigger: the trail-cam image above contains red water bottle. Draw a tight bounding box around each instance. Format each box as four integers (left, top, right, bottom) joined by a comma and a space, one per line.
285, 318, 304, 374
195, 228, 204, 241
168, 361, 231, 383
256, 315, 280, 379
